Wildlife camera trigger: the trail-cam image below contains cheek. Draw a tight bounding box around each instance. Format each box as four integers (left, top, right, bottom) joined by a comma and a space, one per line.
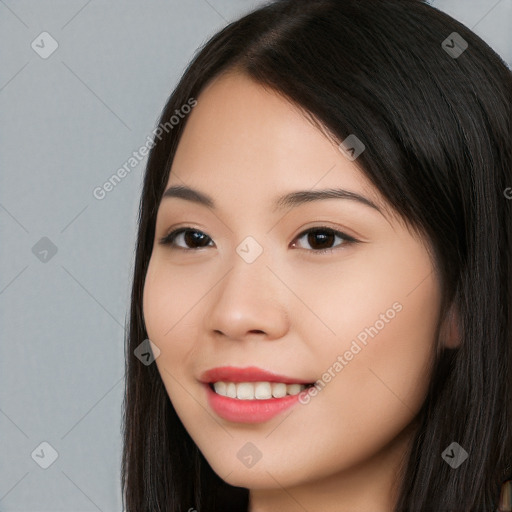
295, 241, 440, 429
142, 257, 206, 384
280, 282, 439, 482
142, 257, 201, 342
142, 261, 166, 343
142, 263, 192, 419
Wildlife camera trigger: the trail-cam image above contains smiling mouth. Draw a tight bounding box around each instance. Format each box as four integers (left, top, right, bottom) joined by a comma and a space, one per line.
209, 381, 315, 400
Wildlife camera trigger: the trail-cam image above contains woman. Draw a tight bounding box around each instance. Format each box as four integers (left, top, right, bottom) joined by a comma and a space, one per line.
122, 0, 512, 510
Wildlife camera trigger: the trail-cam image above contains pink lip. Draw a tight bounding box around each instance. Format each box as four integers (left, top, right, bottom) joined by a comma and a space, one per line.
199, 365, 310, 384
204, 383, 303, 423
200, 366, 312, 424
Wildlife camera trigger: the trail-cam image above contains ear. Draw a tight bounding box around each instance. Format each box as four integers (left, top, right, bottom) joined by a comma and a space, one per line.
439, 302, 461, 349
499, 479, 511, 512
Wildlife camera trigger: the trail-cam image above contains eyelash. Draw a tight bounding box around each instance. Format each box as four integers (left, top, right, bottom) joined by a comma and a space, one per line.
158, 226, 359, 255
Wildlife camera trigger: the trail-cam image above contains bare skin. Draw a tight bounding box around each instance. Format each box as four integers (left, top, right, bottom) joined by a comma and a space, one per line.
143, 70, 459, 512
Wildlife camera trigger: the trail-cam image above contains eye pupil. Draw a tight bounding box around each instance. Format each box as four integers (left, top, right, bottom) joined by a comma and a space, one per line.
185, 230, 209, 247
308, 230, 334, 250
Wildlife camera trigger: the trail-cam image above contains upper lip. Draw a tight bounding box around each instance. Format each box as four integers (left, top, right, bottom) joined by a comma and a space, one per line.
199, 366, 313, 384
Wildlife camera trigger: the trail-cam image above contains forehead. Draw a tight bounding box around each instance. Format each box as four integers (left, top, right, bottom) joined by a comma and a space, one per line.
166, 71, 389, 217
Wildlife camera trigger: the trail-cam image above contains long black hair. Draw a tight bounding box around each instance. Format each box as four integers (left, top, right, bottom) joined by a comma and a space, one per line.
121, 1, 512, 510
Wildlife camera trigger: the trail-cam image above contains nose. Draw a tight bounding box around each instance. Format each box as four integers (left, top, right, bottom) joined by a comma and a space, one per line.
204, 248, 290, 342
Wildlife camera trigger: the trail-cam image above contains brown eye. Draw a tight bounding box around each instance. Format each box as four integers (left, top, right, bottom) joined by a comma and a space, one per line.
159, 228, 213, 249
158, 225, 359, 254
291, 227, 358, 254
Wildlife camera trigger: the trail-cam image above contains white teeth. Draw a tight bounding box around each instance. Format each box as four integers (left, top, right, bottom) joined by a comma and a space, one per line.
236, 382, 254, 400
255, 382, 272, 399
211, 381, 307, 399
271, 382, 287, 398
226, 382, 237, 398
213, 382, 226, 395
286, 384, 302, 395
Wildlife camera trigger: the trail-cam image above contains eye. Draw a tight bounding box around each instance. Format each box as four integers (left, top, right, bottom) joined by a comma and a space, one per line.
291, 226, 358, 254
158, 228, 213, 250
159, 225, 359, 254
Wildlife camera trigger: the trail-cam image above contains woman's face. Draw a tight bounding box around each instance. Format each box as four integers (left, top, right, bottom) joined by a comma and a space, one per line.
143, 71, 444, 507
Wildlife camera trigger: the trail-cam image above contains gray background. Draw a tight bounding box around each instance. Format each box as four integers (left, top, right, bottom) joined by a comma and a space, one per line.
0, 1, 510, 510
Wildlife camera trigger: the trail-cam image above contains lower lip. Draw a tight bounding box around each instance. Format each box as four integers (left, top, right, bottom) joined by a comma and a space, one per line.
204, 383, 302, 423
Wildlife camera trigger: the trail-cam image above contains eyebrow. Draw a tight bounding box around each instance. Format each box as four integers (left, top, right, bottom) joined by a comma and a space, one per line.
161, 185, 383, 214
